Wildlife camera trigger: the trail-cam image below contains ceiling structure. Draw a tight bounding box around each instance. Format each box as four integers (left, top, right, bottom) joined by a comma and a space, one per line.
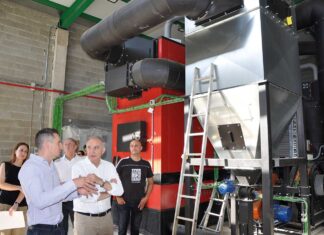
32, 0, 184, 40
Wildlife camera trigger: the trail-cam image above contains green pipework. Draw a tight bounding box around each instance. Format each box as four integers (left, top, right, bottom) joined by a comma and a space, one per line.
52, 82, 105, 135
273, 195, 309, 234
53, 98, 64, 135
60, 0, 94, 29
213, 152, 219, 181
105, 94, 184, 114
60, 82, 105, 102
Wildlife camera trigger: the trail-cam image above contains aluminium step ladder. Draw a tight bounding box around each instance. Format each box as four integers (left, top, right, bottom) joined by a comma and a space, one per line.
199, 188, 230, 234
172, 64, 217, 235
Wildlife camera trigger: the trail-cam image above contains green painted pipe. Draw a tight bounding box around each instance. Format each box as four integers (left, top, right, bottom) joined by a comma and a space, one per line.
52, 82, 105, 135
105, 94, 184, 114
274, 195, 309, 234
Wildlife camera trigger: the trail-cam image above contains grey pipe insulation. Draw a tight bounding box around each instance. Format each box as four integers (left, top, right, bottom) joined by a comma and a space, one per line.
80, 0, 212, 61
131, 58, 185, 91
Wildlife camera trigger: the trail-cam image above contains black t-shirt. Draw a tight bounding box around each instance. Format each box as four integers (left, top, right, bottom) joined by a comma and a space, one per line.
0, 162, 27, 206
116, 157, 153, 203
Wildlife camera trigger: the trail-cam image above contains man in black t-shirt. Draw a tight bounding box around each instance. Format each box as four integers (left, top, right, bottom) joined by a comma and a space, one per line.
116, 139, 153, 235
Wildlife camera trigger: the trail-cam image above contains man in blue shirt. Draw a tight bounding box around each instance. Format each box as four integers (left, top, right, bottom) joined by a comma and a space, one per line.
19, 128, 98, 235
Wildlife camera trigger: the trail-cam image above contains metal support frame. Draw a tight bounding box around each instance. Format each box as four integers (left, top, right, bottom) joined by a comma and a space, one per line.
32, 0, 101, 24
296, 97, 309, 190
186, 82, 309, 234
259, 83, 274, 235
296, 98, 311, 235
230, 172, 238, 234
59, 0, 94, 29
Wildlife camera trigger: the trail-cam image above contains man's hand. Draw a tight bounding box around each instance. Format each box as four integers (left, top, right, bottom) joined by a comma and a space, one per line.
138, 196, 148, 210
116, 196, 126, 205
77, 187, 97, 197
103, 181, 112, 191
8, 203, 18, 216
73, 176, 97, 195
87, 173, 103, 185
110, 178, 117, 184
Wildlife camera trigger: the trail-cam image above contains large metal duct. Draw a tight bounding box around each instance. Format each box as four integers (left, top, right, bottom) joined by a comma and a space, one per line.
81, 0, 211, 61
131, 58, 185, 90
185, 1, 302, 161
296, 0, 324, 154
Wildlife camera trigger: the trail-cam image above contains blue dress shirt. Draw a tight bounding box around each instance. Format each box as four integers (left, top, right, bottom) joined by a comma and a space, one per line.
18, 154, 78, 226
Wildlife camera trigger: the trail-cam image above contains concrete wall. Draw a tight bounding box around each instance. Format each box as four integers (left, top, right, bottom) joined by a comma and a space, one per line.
0, 0, 111, 161
63, 23, 111, 129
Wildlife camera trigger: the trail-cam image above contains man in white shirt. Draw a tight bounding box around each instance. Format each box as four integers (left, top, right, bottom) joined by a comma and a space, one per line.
54, 138, 84, 235
72, 136, 124, 235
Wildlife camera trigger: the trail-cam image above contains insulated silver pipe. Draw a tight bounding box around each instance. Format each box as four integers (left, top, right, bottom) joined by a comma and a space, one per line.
81, 0, 211, 61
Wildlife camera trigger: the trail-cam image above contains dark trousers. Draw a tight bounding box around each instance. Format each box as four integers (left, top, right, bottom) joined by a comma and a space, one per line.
27, 222, 65, 235
62, 201, 74, 235
117, 202, 142, 235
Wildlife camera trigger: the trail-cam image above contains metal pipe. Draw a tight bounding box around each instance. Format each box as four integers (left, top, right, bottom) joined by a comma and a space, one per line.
52, 82, 106, 135
300, 63, 318, 81
80, 0, 212, 60
164, 16, 183, 38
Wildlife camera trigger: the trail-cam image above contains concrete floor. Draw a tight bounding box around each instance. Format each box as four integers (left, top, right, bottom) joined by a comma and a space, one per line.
67, 218, 324, 235
215, 224, 324, 235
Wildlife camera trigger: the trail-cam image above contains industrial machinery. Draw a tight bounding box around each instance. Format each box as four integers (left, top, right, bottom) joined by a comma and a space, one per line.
80, 0, 324, 234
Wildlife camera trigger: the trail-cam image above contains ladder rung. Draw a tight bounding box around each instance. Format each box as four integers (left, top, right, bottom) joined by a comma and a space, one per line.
183, 173, 199, 178
192, 93, 209, 99
192, 113, 206, 117
208, 212, 221, 217
181, 194, 196, 200
213, 198, 225, 202
187, 153, 202, 156
201, 227, 218, 232
189, 132, 204, 137
177, 216, 194, 222
195, 76, 211, 81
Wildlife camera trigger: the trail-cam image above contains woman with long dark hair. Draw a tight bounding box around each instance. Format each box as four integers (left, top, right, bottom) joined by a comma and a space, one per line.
0, 142, 29, 235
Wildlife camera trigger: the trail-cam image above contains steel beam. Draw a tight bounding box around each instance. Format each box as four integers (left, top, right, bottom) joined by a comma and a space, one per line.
32, 0, 100, 24
259, 83, 274, 235
60, 0, 94, 29
189, 158, 264, 169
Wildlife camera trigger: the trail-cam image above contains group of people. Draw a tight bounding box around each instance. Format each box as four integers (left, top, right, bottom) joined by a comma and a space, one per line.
0, 128, 153, 235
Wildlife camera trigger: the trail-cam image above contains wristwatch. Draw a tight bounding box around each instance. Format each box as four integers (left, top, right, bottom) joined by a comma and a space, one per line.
14, 201, 19, 206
